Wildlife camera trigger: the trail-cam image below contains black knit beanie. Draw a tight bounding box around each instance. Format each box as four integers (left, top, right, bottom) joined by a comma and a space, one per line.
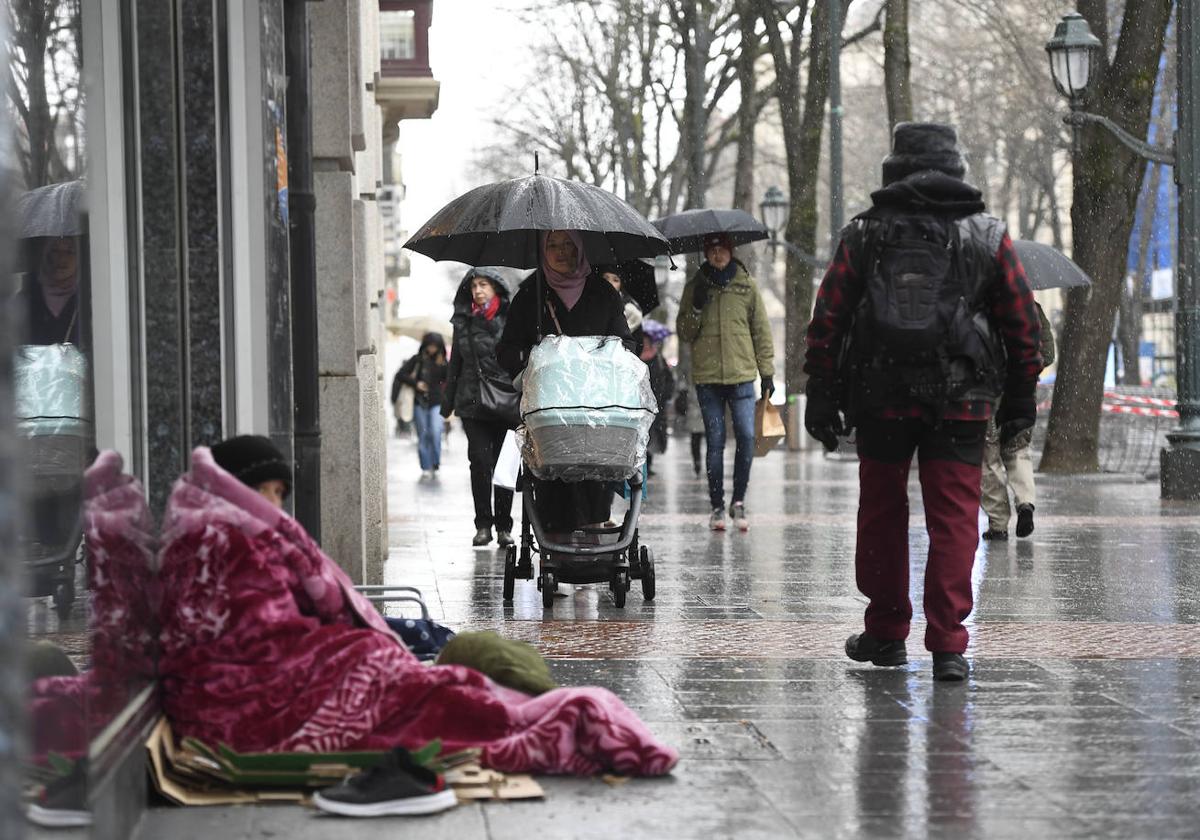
881, 122, 966, 186
211, 435, 292, 495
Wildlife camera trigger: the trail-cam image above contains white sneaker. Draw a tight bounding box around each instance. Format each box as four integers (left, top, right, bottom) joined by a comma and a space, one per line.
731, 502, 749, 532
420, 469, 434, 480
709, 507, 726, 531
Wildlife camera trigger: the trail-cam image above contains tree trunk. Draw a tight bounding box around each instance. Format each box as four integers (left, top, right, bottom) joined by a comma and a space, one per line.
1040, 0, 1173, 472
882, 0, 912, 130
732, 0, 758, 215
680, 2, 713, 209
780, 0, 842, 397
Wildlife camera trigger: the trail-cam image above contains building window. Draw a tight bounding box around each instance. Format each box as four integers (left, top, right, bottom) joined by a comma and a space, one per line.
380, 10, 416, 61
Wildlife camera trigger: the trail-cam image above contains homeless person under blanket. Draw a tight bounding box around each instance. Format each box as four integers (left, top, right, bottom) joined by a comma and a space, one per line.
157, 447, 678, 776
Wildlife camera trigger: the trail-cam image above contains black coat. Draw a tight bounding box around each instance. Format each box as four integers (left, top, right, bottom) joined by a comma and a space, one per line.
444, 270, 512, 420
496, 271, 635, 377
394, 332, 448, 409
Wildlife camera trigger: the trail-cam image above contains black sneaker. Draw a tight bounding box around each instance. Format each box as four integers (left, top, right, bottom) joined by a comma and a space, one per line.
1015, 504, 1035, 538
981, 528, 1008, 541
312, 748, 457, 817
932, 652, 969, 682
26, 760, 90, 828
472, 527, 492, 547
496, 530, 514, 548
845, 633, 908, 667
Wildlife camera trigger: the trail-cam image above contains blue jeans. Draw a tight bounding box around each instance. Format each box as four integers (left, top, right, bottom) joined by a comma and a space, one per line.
412, 403, 443, 471
695, 381, 756, 510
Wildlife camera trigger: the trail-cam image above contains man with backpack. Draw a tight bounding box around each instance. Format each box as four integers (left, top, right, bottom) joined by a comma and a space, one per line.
803, 122, 1042, 681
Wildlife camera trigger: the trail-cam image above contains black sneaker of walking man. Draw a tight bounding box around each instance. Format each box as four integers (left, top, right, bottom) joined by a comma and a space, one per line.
932, 652, 970, 682
845, 633, 908, 667
312, 747, 457, 817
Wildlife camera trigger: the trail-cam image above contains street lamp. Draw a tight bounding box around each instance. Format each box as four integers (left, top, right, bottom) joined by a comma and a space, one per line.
1045, 12, 1100, 107
760, 185, 789, 239
1045, 7, 1200, 498
1045, 12, 1175, 164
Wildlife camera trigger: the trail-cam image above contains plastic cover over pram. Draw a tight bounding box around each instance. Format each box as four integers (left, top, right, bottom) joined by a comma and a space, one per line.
519, 335, 657, 483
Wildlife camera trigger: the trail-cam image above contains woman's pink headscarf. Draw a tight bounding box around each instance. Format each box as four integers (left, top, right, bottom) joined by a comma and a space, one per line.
540, 229, 591, 310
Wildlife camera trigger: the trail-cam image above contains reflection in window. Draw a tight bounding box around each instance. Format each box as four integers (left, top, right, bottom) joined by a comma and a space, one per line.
380, 9, 416, 61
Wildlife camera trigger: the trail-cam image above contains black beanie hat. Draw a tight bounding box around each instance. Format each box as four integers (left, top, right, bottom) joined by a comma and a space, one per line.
881, 122, 966, 186
210, 435, 292, 495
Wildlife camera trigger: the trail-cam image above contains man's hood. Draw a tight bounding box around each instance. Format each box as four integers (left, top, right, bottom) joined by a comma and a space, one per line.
868, 170, 986, 216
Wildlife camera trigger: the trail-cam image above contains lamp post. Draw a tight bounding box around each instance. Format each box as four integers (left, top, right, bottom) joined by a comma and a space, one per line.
1045, 8, 1200, 498
759, 185, 825, 267
760, 185, 818, 450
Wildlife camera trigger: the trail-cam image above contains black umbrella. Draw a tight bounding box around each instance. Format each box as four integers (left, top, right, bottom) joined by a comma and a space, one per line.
404, 174, 669, 269
17, 180, 84, 239
651, 208, 768, 255
1013, 240, 1093, 291
593, 259, 660, 313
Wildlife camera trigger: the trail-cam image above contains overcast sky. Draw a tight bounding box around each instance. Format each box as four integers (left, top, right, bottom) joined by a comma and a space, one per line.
396, 0, 534, 313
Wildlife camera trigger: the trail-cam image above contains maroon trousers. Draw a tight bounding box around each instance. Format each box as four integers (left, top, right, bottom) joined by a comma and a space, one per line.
854, 418, 986, 654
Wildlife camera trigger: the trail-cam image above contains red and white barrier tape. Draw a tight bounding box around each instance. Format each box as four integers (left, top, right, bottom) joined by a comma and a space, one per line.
1102, 391, 1177, 408
1102, 403, 1179, 418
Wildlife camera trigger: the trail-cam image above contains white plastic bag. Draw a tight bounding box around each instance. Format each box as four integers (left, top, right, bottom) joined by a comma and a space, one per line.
492, 429, 521, 490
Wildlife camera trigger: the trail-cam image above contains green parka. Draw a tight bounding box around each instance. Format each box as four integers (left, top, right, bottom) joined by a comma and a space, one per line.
675, 262, 775, 386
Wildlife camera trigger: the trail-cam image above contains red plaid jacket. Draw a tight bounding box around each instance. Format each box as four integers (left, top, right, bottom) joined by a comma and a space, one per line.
805, 224, 1043, 422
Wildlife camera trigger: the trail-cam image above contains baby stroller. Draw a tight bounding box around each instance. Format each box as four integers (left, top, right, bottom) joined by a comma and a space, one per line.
16, 344, 93, 618
502, 336, 658, 611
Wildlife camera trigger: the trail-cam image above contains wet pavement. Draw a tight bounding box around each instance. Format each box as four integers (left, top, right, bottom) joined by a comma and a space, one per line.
137, 426, 1200, 839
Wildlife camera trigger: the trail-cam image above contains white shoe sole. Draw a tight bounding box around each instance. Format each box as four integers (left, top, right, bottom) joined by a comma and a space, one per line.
312, 788, 458, 817
26, 804, 92, 827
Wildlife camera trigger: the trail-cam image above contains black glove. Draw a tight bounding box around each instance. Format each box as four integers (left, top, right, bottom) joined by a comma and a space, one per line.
997, 394, 1036, 445
805, 385, 844, 452
440, 401, 454, 419
692, 280, 709, 311
760, 376, 775, 400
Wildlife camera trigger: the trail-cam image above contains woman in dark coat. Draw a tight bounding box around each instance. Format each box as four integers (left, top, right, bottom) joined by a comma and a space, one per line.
442, 268, 516, 547
496, 230, 634, 533
396, 332, 448, 479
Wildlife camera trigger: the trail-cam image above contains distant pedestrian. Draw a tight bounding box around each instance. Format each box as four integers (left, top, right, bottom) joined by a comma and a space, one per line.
675, 233, 774, 532
396, 332, 448, 479
674, 342, 706, 477
981, 302, 1056, 540
640, 319, 675, 476
442, 268, 516, 547
804, 122, 1043, 681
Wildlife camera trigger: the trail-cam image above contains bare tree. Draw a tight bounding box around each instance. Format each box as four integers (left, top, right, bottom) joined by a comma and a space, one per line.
1040, 0, 1173, 472
6, 0, 81, 189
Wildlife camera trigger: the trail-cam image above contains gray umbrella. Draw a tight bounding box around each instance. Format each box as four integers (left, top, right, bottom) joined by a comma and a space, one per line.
403, 174, 669, 269
651, 208, 768, 255
1013, 240, 1093, 291
16, 180, 84, 239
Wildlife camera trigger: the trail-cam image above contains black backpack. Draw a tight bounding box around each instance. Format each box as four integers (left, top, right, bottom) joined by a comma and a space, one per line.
842, 211, 1005, 416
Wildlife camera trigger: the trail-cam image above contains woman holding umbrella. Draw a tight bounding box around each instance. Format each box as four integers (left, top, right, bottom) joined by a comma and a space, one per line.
675, 232, 774, 533
496, 230, 634, 532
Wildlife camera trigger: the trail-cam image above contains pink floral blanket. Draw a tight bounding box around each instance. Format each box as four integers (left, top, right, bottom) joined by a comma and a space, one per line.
158, 447, 677, 776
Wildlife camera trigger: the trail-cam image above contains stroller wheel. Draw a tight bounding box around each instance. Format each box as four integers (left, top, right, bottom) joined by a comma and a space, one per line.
611, 570, 628, 609
540, 571, 556, 609
639, 547, 656, 602
503, 546, 517, 601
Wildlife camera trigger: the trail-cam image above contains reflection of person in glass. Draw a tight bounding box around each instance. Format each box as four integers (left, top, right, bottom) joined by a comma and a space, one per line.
21, 236, 82, 346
